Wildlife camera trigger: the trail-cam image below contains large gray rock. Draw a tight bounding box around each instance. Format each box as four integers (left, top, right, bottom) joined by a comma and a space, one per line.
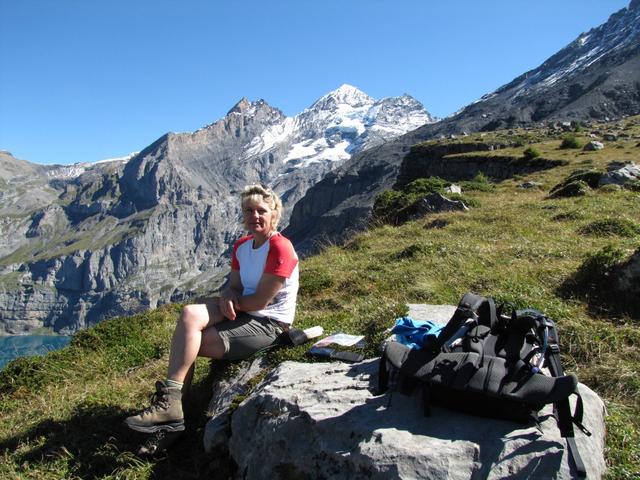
229, 360, 606, 480
599, 162, 640, 187
613, 248, 640, 303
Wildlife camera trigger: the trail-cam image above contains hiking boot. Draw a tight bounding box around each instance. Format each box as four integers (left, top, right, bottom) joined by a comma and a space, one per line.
136, 429, 184, 458
124, 381, 185, 433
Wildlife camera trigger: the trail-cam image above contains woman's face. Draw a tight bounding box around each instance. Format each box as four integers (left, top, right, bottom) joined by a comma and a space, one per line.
242, 198, 274, 237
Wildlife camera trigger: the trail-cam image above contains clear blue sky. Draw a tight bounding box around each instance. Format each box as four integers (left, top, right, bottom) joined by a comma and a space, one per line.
0, 0, 631, 165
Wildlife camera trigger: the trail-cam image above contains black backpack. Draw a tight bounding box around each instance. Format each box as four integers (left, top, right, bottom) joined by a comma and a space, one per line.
378, 292, 591, 477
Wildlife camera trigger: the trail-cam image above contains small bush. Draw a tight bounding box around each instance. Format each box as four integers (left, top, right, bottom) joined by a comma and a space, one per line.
523, 147, 541, 159
460, 173, 494, 192
559, 245, 625, 301
559, 245, 640, 319
579, 218, 640, 237
373, 177, 454, 223
373, 190, 403, 219
560, 135, 583, 149
577, 245, 626, 281
405, 177, 449, 196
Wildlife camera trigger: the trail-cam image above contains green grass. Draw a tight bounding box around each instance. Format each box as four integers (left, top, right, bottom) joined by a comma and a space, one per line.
1, 118, 639, 478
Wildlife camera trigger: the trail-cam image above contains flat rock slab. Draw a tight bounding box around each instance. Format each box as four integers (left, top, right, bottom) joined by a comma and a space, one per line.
229, 359, 605, 480
407, 303, 456, 324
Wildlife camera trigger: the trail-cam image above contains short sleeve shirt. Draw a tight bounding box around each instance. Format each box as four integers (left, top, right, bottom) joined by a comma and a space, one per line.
231, 232, 299, 324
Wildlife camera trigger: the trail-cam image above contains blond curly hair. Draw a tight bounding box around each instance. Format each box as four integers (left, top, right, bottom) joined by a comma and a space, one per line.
241, 184, 283, 231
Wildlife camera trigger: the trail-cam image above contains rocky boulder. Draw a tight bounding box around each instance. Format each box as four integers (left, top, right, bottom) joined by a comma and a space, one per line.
583, 141, 605, 151
227, 360, 605, 479
613, 248, 640, 312
599, 162, 640, 187
402, 193, 469, 223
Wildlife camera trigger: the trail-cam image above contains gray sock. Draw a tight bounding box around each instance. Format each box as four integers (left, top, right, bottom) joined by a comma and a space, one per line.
165, 379, 183, 390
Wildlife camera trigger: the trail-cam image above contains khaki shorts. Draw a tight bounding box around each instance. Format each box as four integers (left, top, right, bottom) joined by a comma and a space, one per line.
212, 312, 284, 361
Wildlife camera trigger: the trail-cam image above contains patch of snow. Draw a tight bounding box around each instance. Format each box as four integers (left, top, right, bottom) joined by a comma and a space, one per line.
45, 152, 137, 179
245, 118, 295, 157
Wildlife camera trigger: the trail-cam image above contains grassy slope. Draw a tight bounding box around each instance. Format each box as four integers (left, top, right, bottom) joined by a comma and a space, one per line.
0, 120, 639, 479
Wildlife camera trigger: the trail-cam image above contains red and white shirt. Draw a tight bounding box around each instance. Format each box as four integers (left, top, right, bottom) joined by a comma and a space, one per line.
231, 232, 299, 324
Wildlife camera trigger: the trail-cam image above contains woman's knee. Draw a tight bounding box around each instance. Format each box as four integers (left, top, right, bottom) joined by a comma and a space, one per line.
179, 304, 210, 331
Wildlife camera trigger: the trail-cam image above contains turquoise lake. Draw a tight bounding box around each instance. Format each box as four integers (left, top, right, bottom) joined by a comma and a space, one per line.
0, 335, 72, 370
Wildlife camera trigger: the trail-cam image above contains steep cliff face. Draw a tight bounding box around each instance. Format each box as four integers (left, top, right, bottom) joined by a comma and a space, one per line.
0, 86, 432, 334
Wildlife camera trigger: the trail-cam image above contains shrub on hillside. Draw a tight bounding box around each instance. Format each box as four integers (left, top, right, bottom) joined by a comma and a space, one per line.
579, 218, 640, 237
459, 172, 494, 192
523, 147, 541, 160
404, 177, 449, 196
598, 184, 622, 193
560, 134, 583, 149
374, 175, 481, 225
373, 190, 404, 220
374, 177, 449, 223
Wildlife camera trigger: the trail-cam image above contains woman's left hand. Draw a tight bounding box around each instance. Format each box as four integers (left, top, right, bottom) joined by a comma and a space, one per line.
219, 290, 239, 320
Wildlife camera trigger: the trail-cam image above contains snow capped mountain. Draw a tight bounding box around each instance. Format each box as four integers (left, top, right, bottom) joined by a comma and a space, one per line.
45, 151, 138, 180
442, 0, 640, 130
243, 84, 435, 171
504, 2, 640, 100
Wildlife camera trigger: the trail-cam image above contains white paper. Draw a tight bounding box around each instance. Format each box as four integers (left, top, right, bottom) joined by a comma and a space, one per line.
313, 333, 365, 348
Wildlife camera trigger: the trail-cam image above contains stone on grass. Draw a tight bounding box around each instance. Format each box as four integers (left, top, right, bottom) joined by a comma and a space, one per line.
445, 184, 462, 194
549, 180, 589, 198
583, 141, 604, 151
613, 248, 640, 304
518, 181, 543, 189
598, 162, 640, 187
402, 193, 468, 223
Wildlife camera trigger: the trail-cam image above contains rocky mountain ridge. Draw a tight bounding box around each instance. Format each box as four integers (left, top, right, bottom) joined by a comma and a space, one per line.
0, 86, 432, 334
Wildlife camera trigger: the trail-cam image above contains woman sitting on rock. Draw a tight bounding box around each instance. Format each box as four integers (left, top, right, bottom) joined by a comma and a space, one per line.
124, 184, 299, 433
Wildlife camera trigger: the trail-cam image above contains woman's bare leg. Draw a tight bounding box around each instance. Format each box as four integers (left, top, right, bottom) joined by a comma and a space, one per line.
167, 299, 226, 383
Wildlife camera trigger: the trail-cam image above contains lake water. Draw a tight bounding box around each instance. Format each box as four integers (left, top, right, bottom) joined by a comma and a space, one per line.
0, 335, 72, 370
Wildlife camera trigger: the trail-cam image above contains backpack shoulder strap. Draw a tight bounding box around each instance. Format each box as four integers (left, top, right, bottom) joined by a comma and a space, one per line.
428, 292, 494, 352
541, 316, 590, 478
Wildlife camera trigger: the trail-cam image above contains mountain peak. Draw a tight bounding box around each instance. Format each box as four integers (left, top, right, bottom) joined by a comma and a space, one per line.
227, 97, 251, 115
311, 84, 374, 110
